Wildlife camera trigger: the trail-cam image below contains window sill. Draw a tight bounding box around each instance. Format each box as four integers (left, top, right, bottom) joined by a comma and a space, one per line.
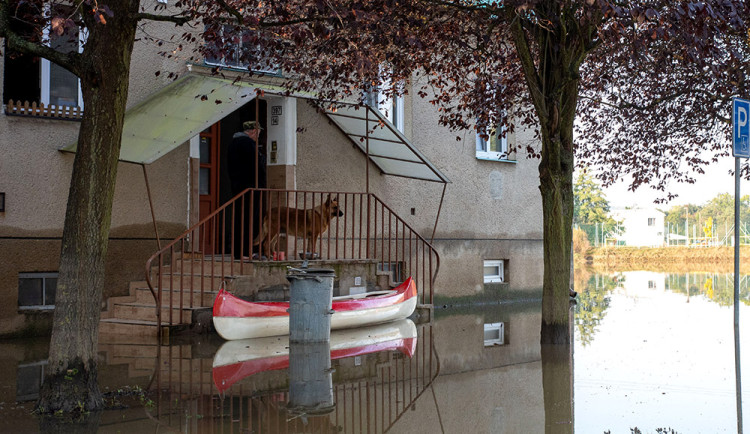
19, 306, 55, 312
476, 155, 517, 164
202, 61, 283, 77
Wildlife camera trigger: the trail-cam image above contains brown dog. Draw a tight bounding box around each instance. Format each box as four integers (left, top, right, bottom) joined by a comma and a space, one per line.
253, 194, 344, 257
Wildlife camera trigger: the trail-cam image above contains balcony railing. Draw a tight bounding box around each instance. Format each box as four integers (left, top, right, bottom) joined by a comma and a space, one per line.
145, 188, 440, 329
4, 100, 83, 120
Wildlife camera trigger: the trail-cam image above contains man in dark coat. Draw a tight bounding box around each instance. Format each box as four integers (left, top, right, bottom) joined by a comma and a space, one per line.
227, 120, 266, 259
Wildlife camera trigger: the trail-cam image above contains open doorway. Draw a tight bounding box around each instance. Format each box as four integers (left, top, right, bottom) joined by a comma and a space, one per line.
197, 98, 268, 256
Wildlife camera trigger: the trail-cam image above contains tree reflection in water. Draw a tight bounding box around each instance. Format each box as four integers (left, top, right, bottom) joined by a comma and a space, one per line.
574, 270, 621, 346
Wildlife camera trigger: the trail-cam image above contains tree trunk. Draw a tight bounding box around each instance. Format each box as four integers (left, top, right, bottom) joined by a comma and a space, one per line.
539, 125, 575, 344
508, 5, 586, 345
36, 2, 139, 414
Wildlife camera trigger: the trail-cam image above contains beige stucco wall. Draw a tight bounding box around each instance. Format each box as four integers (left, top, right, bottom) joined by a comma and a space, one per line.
1, 9, 545, 334
294, 83, 544, 299
0, 16, 194, 335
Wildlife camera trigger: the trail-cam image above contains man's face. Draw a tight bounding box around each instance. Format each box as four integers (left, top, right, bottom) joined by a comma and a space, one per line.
247, 129, 261, 140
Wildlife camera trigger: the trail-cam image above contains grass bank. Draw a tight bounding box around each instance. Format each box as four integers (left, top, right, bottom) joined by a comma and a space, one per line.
578, 246, 750, 273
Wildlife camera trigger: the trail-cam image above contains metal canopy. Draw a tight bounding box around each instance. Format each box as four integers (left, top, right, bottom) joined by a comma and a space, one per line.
60, 74, 289, 164
317, 104, 450, 183
60, 74, 450, 185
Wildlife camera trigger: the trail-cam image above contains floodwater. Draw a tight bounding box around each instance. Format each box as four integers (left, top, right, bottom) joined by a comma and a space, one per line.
0, 270, 748, 433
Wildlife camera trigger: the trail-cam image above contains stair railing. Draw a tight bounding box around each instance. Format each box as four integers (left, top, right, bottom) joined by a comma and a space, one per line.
145, 188, 440, 330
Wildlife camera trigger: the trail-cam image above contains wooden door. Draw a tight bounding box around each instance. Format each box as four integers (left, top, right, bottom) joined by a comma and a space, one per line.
198, 123, 220, 254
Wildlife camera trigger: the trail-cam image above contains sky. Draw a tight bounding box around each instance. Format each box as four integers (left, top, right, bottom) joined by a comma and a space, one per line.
597, 156, 744, 209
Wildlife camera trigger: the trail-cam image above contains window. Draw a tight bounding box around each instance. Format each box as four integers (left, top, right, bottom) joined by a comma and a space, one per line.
483, 260, 505, 283
203, 25, 279, 74
648, 218, 656, 226
17, 360, 47, 402
476, 123, 513, 161
18, 272, 57, 309
2, 7, 84, 109
484, 322, 505, 346
363, 68, 405, 132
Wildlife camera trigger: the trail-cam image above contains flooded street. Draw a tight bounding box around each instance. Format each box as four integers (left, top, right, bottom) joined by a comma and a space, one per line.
0, 270, 747, 433
575, 271, 750, 433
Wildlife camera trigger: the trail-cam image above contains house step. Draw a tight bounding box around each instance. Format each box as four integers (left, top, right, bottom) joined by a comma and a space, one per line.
104, 343, 196, 360
152, 258, 259, 276
111, 302, 200, 324
132, 286, 219, 306
99, 318, 167, 338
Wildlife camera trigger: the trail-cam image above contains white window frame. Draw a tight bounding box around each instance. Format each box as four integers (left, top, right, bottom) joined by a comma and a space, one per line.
40, 8, 85, 108
476, 122, 512, 162
363, 67, 405, 133
483, 260, 505, 283
18, 272, 57, 310
203, 25, 280, 75
483, 322, 505, 346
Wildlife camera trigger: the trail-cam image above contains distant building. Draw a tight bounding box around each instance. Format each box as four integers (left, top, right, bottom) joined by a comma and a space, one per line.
612, 207, 665, 247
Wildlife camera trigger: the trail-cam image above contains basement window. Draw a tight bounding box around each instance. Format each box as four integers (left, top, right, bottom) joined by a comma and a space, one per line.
16, 360, 47, 402
18, 272, 57, 310
483, 260, 505, 283
484, 322, 505, 346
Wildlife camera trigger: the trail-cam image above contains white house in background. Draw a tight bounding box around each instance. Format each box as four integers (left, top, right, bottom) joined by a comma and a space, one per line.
612, 206, 665, 247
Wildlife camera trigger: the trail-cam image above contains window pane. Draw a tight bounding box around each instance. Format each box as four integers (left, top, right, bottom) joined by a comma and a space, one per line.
476, 136, 487, 152
48, 29, 79, 107
199, 167, 210, 195
18, 278, 43, 306
484, 265, 500, 276
49, 63, 78, 107
16, 364, 43, 401
45, 278, 57, 305
489, 133, 502, 153
200, 136, 211, 163
484, 327, 501, 341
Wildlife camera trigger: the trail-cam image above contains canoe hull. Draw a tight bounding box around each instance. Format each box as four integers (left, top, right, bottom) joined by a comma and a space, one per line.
213, 277, 417, 340
212, 319, 418, 392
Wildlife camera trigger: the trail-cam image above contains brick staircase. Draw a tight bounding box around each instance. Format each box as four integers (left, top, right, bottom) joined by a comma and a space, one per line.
98, 255, 396, 339
99, 256, 241, 339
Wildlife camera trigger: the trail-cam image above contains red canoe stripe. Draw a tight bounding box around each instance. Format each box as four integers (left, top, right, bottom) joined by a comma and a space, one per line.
214, 277, 416, 319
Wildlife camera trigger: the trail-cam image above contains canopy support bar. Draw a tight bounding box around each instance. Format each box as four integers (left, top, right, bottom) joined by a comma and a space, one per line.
431, 183, 447, 244
366, 108, 370, 194
142, 164, 162, 251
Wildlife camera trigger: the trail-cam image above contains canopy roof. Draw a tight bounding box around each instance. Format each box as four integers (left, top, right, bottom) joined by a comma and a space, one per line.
61, 74, 449, 183
318, 103, 449, 183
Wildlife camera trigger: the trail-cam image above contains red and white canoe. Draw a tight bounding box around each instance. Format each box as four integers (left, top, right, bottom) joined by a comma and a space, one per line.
212, 277, 417, 340
212, 319, 417, 393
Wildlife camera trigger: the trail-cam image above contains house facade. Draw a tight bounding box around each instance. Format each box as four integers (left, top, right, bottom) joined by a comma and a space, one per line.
612, 206, 666, 247
0, 16, 544, 336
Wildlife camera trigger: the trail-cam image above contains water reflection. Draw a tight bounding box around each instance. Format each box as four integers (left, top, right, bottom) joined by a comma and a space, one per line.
18, 271, 748, 432
542, 344, 574, 434
147, 319, 437, 433
575, 269, 750, 433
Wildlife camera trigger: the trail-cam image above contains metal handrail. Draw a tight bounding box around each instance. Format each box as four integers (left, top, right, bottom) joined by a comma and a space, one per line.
144, 188, 440, 331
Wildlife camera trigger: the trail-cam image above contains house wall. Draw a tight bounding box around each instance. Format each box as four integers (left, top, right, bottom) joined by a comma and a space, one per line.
1, 8, 545, 334
614, 208, 665, 247
0, 16, 192, 336
296, 83, 543, 299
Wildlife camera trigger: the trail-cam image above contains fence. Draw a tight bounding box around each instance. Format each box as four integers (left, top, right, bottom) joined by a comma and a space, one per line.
145, 188, 440, 329
4, 100, 83, 120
